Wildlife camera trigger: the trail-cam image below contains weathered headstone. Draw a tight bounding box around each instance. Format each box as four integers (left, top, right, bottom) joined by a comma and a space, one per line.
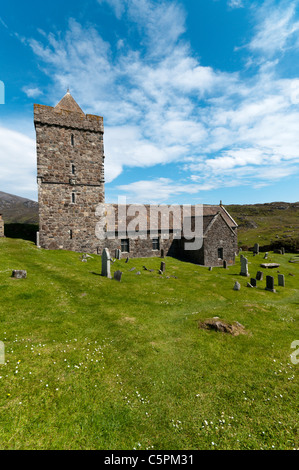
247, 282, 254, 288
250, 278, 257, 287
223, 260, 227, 269
281, 247, 285, 255
265, 275, 276, 293
233, 281, 241, 291
125, 257, 129, 263
256, 271, 263, 281
278, 274, 285, 287
129, 267, 136, 272
161, 249, 165, 258
101, 248, 111, 278
114, 270, 123, 282
240, 257, 249, 277
209, 267, 213, 271
160, 262, 166, 273
36, 231, 40, 248
263, 252, 268, 260
253, 243, 259, 255
115, 249, 121, 260
12, 270, 27, 279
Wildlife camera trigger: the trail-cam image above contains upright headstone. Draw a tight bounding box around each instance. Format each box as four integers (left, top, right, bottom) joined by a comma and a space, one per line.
36, 231, 40, 248
209, 267, 213, 271
101, 248, 111, 278
223, 260, 227, 269
281, 247, 285, 255
256, 271, 263, 281
253, 243, 259, 255
160, 262, 166, 273
125, 257, 129, 263
115, 249, 121, 260
240, 257, 249, 277
265, 275, 276, 293
161, 249, 165, 258
263, 252, 268, 260
250, 278, 257, 287
114, 270, 123, 282
233, 281, 241, 291
278, 274, 285, 287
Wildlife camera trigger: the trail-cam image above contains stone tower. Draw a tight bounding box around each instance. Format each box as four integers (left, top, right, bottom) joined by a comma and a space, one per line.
34, 91, 105, 252
0, 214, 4, 237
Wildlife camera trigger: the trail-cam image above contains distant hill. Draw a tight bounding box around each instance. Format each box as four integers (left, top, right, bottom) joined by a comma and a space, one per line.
226, 202, 299, 251
0, 191, 38, 224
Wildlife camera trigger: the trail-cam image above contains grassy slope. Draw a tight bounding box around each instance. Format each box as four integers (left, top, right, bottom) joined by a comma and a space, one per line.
0, 238, 298, 450
226, 203, 299, 249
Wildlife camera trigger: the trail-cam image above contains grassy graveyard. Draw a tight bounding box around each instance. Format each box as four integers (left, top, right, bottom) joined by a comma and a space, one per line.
0, 237, 298, 450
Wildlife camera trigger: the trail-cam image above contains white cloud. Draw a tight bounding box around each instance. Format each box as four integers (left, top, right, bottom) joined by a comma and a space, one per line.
22, 86, 43, 98
228, 0, 244, 9
16, 0, 299, 201
0, 127, 36, 199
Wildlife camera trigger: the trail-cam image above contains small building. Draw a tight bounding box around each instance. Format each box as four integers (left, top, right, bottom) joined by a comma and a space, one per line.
34, 92, 238, 266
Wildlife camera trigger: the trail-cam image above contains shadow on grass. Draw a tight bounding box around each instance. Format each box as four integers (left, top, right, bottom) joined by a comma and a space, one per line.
4, 223, 38, 243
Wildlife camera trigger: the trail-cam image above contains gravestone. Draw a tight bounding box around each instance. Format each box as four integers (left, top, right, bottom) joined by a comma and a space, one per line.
223, 260, 227, 269
278, 274, 285, 287
256, 271, 263, 281
240, 257, 249, 277
125, 257, 129, 263
114, 270, 123, 282
115, 249, 121, 260
12, 270, 27, 279
209, 267, 213, 271
161, 249, 165, 258
160, 262, 166, 273
36, 231, 40, 248
281, 247, 285, 255
101, 248, 111, 278
263, 252, 268, 260
253, 243, 259, 255
129, 267, 136, 272
250, 278, 257, 287
265, 275, 276, 293
233, 281, 241, 291
247, 282, 254, 288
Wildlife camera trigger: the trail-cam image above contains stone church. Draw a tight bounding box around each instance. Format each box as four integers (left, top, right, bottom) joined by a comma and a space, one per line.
34, 91, 238, 266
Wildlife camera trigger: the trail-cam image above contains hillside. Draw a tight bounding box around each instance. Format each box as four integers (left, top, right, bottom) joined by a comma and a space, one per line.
0, 237, 298, 449
226, 202, 299, 251
0, 191, 38, 224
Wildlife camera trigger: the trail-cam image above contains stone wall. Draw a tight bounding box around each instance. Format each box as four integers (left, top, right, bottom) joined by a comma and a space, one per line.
0, 215, 4, 237
34, 103, 105, 252
203, 215, 237, 266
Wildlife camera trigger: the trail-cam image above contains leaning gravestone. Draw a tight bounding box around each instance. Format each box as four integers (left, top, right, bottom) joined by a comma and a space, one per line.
115, 249, 121, 260
114, 270, 123, 282
253, 243, 259, 255
265, 275, 276, 293
278, 274, 285, 287
256, 271, 263, 281
101, 248, 111, 278
233, 281, 241, 291
12, 270, 27, 279
240, 257, 249, 277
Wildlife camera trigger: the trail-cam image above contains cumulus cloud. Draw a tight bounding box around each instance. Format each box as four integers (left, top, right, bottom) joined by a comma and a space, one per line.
15, 0, 299, 201
0, 127, 36, 199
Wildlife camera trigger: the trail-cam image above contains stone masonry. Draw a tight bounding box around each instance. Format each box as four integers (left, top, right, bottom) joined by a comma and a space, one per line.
0, 214, 4, 237
34, 92, 238, 266
34, 91, 105, 252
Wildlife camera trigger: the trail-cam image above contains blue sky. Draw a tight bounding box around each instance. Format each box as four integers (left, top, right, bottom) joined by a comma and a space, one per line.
1, 0, 299, 205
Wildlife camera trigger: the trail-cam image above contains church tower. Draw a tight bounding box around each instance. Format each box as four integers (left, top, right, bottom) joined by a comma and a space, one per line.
34, 91, 105, 252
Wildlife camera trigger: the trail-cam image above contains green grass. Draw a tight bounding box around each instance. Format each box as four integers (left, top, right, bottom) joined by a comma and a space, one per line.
0, 238, 298, 450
